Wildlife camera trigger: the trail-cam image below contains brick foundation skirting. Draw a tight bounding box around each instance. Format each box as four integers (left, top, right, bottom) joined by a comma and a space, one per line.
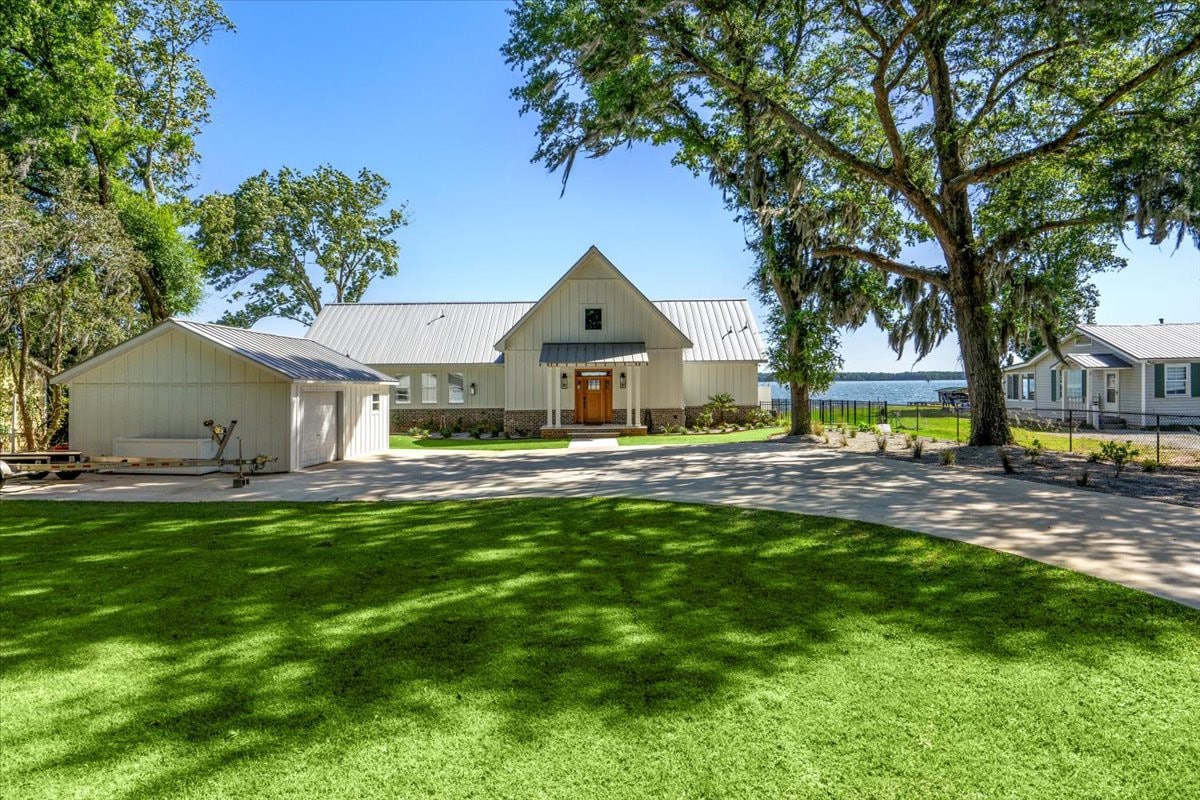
391, 407, 503, 434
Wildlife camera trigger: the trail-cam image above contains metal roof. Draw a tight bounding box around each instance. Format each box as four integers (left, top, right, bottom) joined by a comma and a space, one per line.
53, 319, 395, 385
173, 320, 395, 382
655, 300, 764, 362
540, 342, 648, 366
307, 299, 763, 364
307, 302, 534, 365
1069, 352, 1133, 369
1078, 323, 1200, 360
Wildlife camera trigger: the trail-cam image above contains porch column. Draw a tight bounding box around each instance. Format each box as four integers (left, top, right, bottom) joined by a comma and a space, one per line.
545, 366, 553, 427
555, 370, 562, 426
1141, 362, 1147, 417
634, 366, 642, 427
625, 368, 632, 426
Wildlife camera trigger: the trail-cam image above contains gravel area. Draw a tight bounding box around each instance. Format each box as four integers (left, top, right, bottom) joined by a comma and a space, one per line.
806, 428, 1200, 508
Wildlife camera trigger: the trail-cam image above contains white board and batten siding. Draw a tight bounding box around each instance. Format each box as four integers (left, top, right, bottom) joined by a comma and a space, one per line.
290, 383, 390, 470
682, 362, 760, 407
66, 328, 294, 471
375, 363, 506, 410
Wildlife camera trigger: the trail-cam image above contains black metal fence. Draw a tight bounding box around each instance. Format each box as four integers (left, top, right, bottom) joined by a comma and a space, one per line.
760, 397, 1200, 468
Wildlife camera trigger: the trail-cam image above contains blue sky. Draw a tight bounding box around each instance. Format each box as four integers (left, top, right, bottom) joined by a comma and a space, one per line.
192, 1, 1200, 371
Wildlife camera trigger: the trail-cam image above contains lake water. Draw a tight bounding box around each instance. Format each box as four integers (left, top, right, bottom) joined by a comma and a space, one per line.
762, 379, 966, 403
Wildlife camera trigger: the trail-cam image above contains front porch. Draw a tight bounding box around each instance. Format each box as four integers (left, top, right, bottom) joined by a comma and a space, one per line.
539, 341, 648, 433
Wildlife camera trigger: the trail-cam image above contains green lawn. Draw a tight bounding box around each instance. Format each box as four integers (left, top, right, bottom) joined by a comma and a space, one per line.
390, 434, 567, 450
3, 500, 1197, 799
618, 425, 787, 446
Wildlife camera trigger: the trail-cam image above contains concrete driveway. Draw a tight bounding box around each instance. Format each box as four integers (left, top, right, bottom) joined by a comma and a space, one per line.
4, 441, 1199, 609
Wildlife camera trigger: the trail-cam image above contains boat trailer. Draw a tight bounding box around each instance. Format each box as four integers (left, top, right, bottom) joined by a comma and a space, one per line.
0, 420, 277, 490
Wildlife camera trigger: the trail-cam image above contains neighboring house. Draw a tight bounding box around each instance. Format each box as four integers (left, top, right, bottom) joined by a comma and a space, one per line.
1001, 323, 1200, 424
51, 319, 394, 471
306, 246, 765, 435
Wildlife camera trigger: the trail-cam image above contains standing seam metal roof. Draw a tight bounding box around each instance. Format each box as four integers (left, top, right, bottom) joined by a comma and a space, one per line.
306, 300, 764, 364
1077, 323, 1200, 360
172, 320, 396, 382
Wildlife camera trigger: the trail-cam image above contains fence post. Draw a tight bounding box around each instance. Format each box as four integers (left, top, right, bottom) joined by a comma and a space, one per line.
915, 405, 920, 432
1068, 409, 1073, 452
854, 400, 858, 426
1156, 415, 1161, 464
955, 406, 960, 443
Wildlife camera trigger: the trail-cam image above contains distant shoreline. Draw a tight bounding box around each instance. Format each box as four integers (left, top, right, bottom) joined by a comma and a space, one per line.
758, 371, 966, 383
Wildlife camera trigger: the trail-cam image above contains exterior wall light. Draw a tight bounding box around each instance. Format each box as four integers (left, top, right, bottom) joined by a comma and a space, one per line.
619, 372, 627, 389
560, 372, 568, 389
469, 382, 476, 396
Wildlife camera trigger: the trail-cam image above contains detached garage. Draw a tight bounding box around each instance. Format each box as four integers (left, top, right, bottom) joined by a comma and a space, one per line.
51, 319, 395, 472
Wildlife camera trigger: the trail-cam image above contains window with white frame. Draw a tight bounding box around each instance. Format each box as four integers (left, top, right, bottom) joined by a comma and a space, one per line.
1165, 364, 1187, 396
448, 372, 465, 404
1021, 373, 1035, 401
394, 374, 410, 404
421, 372, 437, 403
371, 393, 381, 412
1066, 369, 1083, 400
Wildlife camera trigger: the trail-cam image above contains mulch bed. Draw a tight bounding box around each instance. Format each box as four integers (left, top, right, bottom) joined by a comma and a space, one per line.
799, 430, 1200, 508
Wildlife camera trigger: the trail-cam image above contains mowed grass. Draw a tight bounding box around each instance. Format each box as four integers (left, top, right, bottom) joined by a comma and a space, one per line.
618, 425, 787, 446
389, 434, 567, 450
2, 500, 1198, 799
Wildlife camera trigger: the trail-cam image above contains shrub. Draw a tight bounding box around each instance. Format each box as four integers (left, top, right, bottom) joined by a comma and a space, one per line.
1097, 440, 1141, 478
695, 410, 715, 429
1024, 438, 1044, 464
904, 432, 916, 449
849, 428, 858, 439
439, 426, 454, 439
1141, 458, 1159, 473
746, 407, 775, 427
912, 439, 924, 460
875, 434, 888, 452
839, 434, 849, 448
940, 449, 956, 466
822, 432, 830, 444
1000, 450, 1015, 474
1076, 469, 1090, 487
812, 420, 825, 436
705, 392, 737, 425
405, 426, 427, 438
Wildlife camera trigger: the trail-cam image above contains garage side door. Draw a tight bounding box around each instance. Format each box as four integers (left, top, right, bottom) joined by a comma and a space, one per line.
300, 392, 338, 467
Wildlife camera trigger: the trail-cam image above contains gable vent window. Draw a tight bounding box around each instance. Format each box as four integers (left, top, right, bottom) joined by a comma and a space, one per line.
584, 307, 603, 331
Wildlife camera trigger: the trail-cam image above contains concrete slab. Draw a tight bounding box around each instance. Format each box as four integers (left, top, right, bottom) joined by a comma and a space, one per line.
567, 437, 620, 451
5, 441, 1199, 610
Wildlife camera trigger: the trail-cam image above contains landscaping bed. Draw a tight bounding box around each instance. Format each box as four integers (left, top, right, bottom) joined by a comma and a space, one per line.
4, 499, 1197, 799
808, 426, 1200, 507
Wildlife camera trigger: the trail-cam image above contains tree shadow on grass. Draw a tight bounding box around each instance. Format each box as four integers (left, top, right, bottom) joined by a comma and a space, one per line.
1, 498, 1197, 797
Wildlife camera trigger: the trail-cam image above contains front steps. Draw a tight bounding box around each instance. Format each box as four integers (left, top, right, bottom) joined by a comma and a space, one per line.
541, 425, 647, 439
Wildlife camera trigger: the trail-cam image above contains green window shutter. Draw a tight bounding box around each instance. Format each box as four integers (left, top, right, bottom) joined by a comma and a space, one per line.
1191, 363, 1200, 397
1080, 370, 1086, 397
1154, 363, 1165, 398
1050, 368, 1058, 402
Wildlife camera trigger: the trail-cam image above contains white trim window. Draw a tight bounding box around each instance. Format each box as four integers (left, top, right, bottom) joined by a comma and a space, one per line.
394, 374, 411, 404
1165, 364, 1187, 396
421, 372, 438, 404
371, 393, 381, 413
1066, 369, 1083, 401
448, 372, 465, 404
1021, 373, 1035, 401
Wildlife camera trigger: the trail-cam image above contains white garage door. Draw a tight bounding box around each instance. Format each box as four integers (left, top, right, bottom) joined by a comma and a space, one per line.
300, 392, 338, 467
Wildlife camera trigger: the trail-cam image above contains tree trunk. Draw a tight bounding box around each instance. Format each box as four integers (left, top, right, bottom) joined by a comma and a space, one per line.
135, 267, 172, 323
951, 261, 1012, 446
789, 381, 811, 436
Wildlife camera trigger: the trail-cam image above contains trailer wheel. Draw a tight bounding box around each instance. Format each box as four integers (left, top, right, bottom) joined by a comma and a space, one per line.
59, 470, 82, 481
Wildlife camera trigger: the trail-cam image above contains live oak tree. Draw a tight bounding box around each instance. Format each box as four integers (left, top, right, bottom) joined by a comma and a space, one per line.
195, 166, 409, 327
505, 0, 1200, 445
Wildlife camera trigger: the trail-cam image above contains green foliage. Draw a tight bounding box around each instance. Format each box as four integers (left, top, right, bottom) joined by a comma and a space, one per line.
112, 185, 203, 315
940, 449, 957, 466
505, 1, 1200, 446
1097, 440, 1141, 478
705, 392, 737, 425
1141, 458, 1160, 473
196, 165, 408, 326
1025, 438, 1045, 465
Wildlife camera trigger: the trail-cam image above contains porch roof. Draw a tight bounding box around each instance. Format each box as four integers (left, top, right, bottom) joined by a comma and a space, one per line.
1068, 353, 1133, 370
539, 342, 649, 366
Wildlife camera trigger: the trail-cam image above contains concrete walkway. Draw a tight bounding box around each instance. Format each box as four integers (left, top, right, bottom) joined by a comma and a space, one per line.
4, 441, 1198, 609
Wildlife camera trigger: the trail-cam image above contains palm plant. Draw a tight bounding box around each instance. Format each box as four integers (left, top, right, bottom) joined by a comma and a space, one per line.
706, 393, 737, 425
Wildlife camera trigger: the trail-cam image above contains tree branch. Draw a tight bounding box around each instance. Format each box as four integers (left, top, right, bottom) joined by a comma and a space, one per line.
984, 211, 1134, 260
953, 29, 1200, 188
815, 245, 949, 290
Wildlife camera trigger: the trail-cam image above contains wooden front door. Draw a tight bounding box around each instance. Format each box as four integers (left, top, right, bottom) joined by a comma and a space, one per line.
574, 370, 613, 424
